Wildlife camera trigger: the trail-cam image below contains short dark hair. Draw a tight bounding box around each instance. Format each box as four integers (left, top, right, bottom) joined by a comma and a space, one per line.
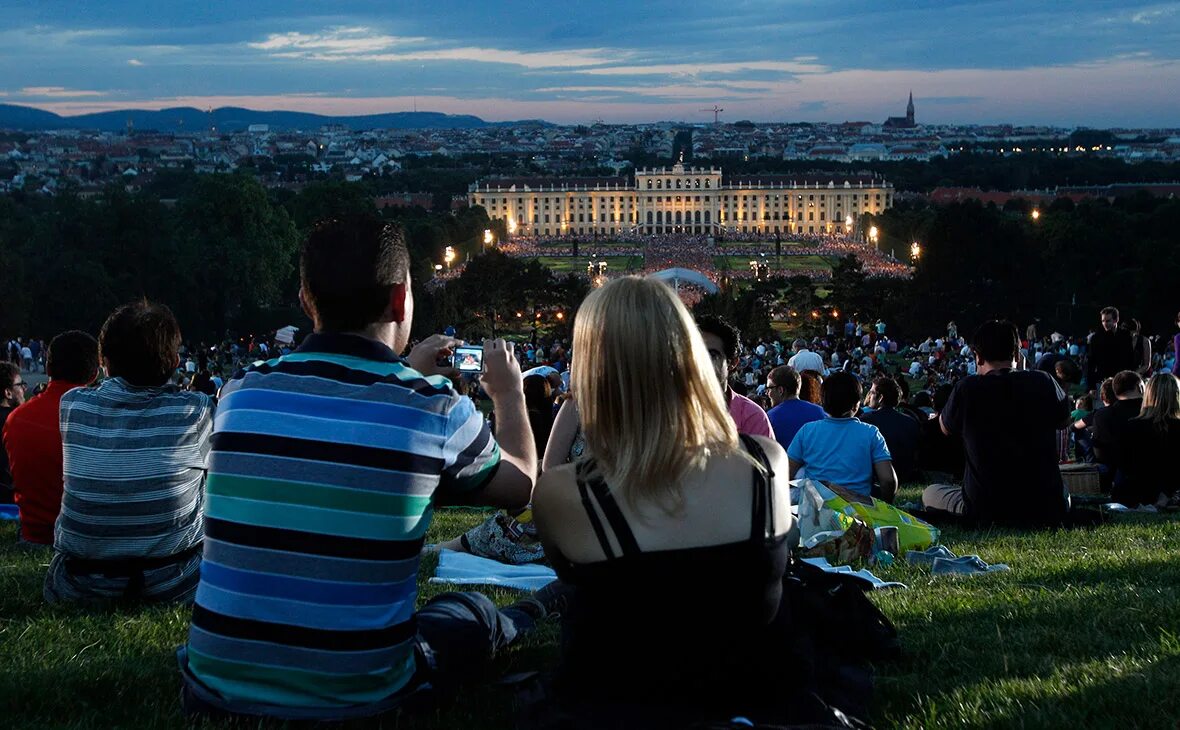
301, 217, 411, 332
872, 376, 901, 408
47, 330, 99, 385
972, 320, 1019, 364
821, 371, 862, 417
1099, 377, 1116, 405
767, 365, 801, 397
0, 362, 18, 391
1112, 370, 1143, 397
99, 300, 182, 387
1054, 358, 1081, 385
1100, 306, 1119, 321
696, 315, 740, 360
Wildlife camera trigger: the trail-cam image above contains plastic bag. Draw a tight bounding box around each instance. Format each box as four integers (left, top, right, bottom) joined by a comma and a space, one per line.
795, 480, 939, 556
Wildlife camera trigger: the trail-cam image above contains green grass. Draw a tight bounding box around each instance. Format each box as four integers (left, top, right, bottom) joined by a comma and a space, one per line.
531, 255, 643, 273
3, 501, 1180, 729
713, 254, 832, 272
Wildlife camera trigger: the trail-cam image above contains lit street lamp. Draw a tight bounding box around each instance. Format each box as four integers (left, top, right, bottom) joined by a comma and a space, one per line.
444, 245, 456, 269
1031, 209, 1041, 221
910, 241, 922, 261
868, 225, 879, 246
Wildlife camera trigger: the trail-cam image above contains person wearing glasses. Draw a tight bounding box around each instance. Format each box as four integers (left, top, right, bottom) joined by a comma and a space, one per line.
0, 362, 28, 503
765, 365, 826, 452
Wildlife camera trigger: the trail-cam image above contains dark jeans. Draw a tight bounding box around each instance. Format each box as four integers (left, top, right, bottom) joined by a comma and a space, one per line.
180, 591, 535, 722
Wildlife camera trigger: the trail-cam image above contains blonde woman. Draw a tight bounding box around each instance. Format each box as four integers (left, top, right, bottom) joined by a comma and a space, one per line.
532, 276, 792, 720
1117, 373, 1180, 508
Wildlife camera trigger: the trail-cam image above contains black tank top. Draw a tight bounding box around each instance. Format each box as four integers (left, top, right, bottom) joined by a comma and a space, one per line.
549, 435, 791, 703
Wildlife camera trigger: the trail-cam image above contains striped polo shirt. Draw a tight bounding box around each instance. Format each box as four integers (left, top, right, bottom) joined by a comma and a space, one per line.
183, 333, 500, 715
56, 378, 214, 561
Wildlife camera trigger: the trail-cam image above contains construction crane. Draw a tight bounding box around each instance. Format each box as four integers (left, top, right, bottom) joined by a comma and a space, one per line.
700, 105, 724, 124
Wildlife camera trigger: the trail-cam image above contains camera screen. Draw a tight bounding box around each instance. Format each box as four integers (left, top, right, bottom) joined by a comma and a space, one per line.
453, 346, 484, 373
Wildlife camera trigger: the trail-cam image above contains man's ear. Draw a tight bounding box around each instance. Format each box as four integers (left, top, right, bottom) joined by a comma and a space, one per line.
389, 283, 408, 323
298, 287, 315, 322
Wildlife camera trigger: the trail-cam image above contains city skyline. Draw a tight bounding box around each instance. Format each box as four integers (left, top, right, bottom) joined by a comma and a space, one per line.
1, 1, 1179, 127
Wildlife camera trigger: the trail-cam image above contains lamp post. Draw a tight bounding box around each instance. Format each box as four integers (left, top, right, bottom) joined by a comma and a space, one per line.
482, 229, 493, 254
910, 241, 921, 262
868, 225, 879, 248
444, 246, 456, 270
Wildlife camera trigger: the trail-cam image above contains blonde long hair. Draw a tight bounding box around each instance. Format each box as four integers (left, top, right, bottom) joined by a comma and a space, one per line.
1139, 373, 1180, 429
572, 276, 742, 510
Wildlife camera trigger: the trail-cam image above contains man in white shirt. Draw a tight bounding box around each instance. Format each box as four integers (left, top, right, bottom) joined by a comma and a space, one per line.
787, 338, 826, 374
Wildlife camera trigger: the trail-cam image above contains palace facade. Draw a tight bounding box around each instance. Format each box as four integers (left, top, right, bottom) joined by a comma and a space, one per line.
468, 163, 894, 237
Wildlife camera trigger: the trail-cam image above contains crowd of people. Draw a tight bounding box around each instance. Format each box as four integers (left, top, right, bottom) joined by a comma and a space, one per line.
2, 214, 1179, 727
495, 231, 914, 284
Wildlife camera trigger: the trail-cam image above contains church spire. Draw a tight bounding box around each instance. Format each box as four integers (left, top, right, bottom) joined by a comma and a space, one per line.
906, 91, 915, 124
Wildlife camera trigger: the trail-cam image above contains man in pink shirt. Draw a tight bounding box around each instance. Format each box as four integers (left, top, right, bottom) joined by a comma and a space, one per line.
696, 316, 774, 438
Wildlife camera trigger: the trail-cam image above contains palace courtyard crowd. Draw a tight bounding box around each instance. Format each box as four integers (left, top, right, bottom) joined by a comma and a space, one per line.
2, 217, 1179, 727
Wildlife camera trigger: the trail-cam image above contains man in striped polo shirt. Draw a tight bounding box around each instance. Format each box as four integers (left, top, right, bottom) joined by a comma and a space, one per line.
180, 217, 542, 721
46, 301, 214, 604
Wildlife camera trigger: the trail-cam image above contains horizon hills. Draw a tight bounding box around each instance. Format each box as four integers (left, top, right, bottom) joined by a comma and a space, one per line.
0, 102, 1174, 134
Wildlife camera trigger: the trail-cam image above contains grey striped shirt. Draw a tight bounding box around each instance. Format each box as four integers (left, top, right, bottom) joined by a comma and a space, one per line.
55, 378, 214, 561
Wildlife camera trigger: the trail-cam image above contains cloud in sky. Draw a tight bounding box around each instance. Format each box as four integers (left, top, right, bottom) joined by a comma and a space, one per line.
18, 86, 106, 98
1, 2, 1179, 125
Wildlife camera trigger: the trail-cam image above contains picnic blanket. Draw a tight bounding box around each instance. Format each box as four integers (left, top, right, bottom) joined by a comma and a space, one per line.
429, 548, 557, 591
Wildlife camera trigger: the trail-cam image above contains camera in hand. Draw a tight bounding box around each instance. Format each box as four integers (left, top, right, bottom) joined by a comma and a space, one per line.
452, 345, 485, 373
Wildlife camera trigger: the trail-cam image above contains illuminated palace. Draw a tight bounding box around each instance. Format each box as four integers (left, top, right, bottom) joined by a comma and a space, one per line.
469, 163, 894, 237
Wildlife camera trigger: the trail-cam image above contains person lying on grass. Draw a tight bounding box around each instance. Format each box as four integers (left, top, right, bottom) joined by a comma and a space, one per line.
532, 275, 798, 722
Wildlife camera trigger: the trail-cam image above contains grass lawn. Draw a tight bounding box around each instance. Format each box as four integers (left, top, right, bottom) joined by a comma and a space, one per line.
713, 254, 832, 272
531, 255, 644, 274
3, 498, 1180, 729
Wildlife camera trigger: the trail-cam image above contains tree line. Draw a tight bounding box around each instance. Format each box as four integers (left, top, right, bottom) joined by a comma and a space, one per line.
0, 174, 497, 342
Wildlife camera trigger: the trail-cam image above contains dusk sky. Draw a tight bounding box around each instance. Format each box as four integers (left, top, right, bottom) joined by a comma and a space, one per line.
1, 1, 1178, 126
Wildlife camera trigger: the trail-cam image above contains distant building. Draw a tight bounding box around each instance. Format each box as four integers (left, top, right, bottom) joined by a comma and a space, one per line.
883, 92, 917, 129
470, 162, 893, 237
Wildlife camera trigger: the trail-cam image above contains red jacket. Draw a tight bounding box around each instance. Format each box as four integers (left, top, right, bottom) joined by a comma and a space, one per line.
3, 380, 85, 544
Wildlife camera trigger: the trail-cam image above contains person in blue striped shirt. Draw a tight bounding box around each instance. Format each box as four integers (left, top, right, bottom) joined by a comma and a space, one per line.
45, 300, 214, 605
179, 217, 549, 722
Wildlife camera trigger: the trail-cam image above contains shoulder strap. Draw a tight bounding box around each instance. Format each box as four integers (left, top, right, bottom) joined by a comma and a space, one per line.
574, 459, 641, 558
739, 434, 776, 543
585, 474, 642, 558
575, 461, 615, 560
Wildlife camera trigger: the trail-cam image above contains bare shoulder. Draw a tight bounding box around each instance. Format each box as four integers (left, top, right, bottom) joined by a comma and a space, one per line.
533, 462, 579, 514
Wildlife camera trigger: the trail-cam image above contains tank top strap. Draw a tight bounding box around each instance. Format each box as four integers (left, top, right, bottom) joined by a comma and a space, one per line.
576, 459, 642, 558
738, 434, 776, 543
575, 460, 616, 559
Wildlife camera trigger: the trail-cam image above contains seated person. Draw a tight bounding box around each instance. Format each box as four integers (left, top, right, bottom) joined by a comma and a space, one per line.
1074, 377, 1116, 464
923, 321, 1072, 526
697, 316, 774, 438
180, 217, 547, 722
861, 377, 921, 483
1114, 373, 1180, 507
0, 362, 27, 503
764, 365, 826, 451
1090, 370, 1145, 480
45, 302, 214, 604
3, 331, 100, 546
533, 276, 798, 723
787, 372, 897, 502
